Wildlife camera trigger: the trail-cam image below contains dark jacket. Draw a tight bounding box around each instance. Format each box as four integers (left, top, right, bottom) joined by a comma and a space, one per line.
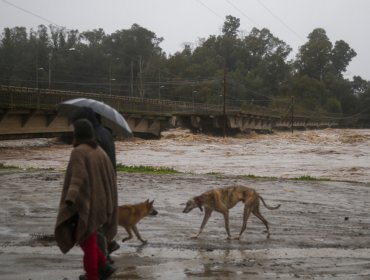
95, 125, 116, 170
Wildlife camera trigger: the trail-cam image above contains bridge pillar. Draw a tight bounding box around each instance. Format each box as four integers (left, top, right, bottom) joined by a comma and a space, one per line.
125, 115, 169, 137
0, 109, 71, 139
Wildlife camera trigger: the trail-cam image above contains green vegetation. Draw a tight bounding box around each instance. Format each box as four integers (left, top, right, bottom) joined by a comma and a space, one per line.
206, 172, 222, 176
0, 163, 18, 169
0, 162, 341, 182
293, 175, 331, 181
0, 163, 55, 171
1, 16, 369, 125
240, 174, 259, 179
116, 164, 179, 174
238, 173, 332, 182
207, 172, 333, 182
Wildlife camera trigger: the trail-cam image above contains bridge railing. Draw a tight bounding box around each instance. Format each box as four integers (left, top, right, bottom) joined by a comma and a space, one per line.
1, 85, 340, 124
0, 85, 280, 118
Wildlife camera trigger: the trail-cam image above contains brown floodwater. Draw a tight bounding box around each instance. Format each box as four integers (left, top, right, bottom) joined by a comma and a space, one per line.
1, 128, 370, 182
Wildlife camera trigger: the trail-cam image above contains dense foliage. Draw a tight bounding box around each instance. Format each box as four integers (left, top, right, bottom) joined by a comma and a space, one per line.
1, 16, 369, 123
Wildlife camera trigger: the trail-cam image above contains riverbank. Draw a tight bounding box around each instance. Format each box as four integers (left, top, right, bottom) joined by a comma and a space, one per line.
0, 170, 369, 279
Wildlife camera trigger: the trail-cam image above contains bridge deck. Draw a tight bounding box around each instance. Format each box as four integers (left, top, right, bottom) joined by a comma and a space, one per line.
0, 86, 338, 139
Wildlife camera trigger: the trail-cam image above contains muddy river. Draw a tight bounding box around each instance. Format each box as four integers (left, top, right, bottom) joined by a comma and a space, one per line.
2, 128, 370, 182
0, 129, 370, 279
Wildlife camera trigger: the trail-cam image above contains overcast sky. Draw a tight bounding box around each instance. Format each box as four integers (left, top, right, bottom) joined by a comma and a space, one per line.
0, 0, 369, 80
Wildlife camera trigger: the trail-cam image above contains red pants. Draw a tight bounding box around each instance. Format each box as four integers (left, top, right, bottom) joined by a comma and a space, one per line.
80, 231, 106, 280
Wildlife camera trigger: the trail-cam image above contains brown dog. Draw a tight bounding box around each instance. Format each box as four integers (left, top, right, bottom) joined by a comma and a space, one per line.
183, 185, 280, 240
118, 199, 158, 244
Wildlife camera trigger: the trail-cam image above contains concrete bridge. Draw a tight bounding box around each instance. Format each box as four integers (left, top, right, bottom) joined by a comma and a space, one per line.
0, 85, 338, 139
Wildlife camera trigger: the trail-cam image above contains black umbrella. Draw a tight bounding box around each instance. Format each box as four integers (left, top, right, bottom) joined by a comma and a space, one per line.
59, 98, 132, 137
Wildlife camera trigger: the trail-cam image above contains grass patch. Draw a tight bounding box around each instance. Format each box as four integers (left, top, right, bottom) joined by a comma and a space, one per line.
0, 163, 55, 171
240, 174, 259, 179
206, 172, 222, 176
237, 174, 332, 182
116, 164, 179, 174
0, 163, 19, 169
293, 175, 330, 181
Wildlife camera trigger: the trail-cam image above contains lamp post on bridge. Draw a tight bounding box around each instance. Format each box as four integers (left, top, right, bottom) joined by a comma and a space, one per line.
223, 67, 227, 138
109, 78, 116, 95
108, 55, 120, 95
192, 90, 198, 113
159, 85, 165, 100
48, 47, 76, 90
36, 67, 44, 89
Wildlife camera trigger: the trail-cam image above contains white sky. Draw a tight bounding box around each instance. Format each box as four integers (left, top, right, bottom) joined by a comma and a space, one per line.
0, 0, 369, 80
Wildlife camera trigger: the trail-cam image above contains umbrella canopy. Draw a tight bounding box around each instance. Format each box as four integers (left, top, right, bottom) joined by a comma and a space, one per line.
59, 98, 132, 137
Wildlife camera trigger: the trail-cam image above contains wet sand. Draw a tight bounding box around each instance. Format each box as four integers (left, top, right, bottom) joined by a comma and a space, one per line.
1, 129, 370, 279
0, 171, 369, 279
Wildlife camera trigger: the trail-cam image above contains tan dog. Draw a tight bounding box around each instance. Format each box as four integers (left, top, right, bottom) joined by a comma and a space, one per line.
183, 185, 280, 240
118, 199, 158, 244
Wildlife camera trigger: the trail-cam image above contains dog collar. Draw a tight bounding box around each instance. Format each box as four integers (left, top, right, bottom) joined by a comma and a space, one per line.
194, 196, 204, 204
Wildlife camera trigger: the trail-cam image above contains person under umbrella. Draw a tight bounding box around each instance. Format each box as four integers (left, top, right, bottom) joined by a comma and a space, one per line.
55, 119, 118, 280
69, 107, 121, 260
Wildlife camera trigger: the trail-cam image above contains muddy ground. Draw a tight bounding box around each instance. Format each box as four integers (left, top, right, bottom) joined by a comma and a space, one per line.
0, 170, 369, 279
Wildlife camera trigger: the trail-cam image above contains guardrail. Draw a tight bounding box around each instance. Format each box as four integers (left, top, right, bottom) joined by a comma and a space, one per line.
0, 85, 340, 123
0, 85, 283, 118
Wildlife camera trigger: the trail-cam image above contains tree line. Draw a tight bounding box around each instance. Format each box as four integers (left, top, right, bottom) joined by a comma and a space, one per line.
1, 15, 370, 124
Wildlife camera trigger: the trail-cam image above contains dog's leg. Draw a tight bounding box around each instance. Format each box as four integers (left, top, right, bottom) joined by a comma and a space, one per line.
236, 205, 252, 240
222, 209, 232, 240
253, 209, 270, 238
122, 227, 133, 243
192, 208, 212, 239
132, 225, 147, 244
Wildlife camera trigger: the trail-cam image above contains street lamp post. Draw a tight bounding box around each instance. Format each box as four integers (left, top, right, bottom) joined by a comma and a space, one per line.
36, 67, 44, 89
192, 90, 198, 112
108, 56, 120, 95
109, 78, 116, 95
48, 52, 52, 89
48, 48, 75, 90
223, 67, 227, 138
159, 85, 164, 100
291, 96, 294, 134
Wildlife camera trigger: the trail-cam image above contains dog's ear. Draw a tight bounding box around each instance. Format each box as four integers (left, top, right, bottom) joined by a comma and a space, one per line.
198, 205, 203, 212
145, 199, 149, 203
149, 200, 154, 205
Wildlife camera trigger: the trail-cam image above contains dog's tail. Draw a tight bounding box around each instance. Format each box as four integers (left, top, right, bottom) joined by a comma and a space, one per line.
259, 195, 280, 210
